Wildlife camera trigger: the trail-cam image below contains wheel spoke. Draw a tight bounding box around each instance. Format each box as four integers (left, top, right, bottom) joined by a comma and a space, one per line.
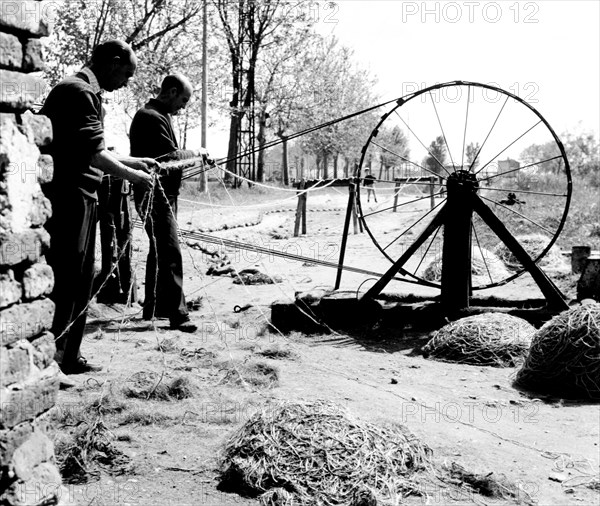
475, 120, 542, 176
392, 110, 452, 176
371, 140, 447, 180
480, 194, 555, 235
362, 190, 446, 218
413, 225, 442, 276
429, 90, 456, 171
366, 176, 441, 186
468, 95, 510, 172
461, 85, 471, 170
478, 155, 563, 183
472, 222, 494, 284
482, 186, 568, 197
383, 197, 447, 251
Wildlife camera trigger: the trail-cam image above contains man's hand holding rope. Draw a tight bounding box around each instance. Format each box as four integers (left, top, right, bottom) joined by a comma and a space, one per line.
125, 157, 159, 192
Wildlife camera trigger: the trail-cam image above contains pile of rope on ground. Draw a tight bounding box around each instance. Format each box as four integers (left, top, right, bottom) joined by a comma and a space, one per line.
493, 233, 568, 272
422, 313, 536, 367
421, 248, 511, 285
219, 400, 432, 505
515, 302, 600, 399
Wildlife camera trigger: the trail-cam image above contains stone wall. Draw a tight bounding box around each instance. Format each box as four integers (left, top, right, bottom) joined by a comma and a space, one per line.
0, 1, 65, 505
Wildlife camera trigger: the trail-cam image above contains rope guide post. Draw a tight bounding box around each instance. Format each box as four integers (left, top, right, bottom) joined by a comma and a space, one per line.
294, 180, 307, 237
393, 179, 401, 212
335, 178, 361, 290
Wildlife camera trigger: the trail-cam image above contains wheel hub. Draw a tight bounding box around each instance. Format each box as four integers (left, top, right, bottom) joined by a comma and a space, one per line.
446, 170, 479, 196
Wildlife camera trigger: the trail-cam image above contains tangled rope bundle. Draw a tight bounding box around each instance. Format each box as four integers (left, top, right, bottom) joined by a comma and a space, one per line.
422, 313, 536, 367
421, 248, 511, 284
219, 400, 432, 505
493, 233, 567, 272
515, 302, 600, 399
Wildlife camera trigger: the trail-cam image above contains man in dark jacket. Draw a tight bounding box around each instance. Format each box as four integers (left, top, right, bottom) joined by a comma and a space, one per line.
41, 40, 155, 387
130, 73, 209, 332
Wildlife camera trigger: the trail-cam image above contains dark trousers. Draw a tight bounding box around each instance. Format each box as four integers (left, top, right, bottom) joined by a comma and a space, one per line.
46, 190, 97, 368
94, 176, 136, 304
135, 188, 187, 321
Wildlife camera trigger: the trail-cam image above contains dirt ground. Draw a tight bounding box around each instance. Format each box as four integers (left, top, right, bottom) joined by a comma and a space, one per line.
51, 187, 600, 506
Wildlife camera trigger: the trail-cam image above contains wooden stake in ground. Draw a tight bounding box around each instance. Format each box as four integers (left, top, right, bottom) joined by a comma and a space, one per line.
294, 180, 307, 237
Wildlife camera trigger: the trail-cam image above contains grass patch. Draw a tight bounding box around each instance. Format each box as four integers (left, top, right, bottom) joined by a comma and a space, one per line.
255, 343, 297, 360
155, 337, 180, 353
123, 371, 196, 401
218, 359, 279, 389
118, 408, 178, 427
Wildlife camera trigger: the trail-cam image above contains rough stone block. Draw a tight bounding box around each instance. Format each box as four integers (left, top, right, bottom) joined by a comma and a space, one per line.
1, 462, 62, 506
23, 38, 45, 72
10, 431, 55, 481
0, 268, 22, 308
36, 154, 53, 185
0, 32, 22, 69
0, 297, 54, 346
0, 228, 50, 267
0, 112, 45, 234
0, 368, 58, 429
22, 262, 53, 300
20, 110, 52, 147
29, 330, 55, 369
0, 0, 53, 37
27, 189, 51, 227
0, 341, 31, 387
0, 69, 46, 111
0, 420, 32, 466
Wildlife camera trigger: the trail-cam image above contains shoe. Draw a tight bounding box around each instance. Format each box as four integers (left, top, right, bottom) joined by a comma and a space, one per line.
57, 371, 76, 389
169, 315, 198, 333
61, 357, 103, 375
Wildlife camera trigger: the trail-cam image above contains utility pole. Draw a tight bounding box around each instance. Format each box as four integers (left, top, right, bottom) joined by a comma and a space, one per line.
199, 0, 208, 193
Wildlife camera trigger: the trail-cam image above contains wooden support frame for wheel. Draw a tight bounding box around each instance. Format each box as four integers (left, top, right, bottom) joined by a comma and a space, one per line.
358, 81, 571, 313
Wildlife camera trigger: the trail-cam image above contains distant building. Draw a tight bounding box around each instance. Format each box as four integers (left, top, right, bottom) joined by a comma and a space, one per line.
497, 158, 520, 178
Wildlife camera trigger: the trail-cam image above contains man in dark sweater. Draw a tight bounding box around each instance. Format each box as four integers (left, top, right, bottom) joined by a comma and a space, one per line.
41, 40, 155, 387
130, 74, 208, 332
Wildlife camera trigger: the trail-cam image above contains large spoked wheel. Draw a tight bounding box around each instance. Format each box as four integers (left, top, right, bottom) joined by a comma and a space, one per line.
357, 81, 572, 290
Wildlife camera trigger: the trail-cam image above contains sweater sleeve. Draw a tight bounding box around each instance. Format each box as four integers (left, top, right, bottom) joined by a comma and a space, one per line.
75, 89, 105, 155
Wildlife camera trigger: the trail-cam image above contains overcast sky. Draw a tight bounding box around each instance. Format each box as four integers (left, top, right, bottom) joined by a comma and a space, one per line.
314, 0, 599, 138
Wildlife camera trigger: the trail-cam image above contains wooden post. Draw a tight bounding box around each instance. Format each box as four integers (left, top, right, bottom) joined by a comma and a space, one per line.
393, 178, 401, 212
355, 187, 363, 233
440, 173, 473, 313
335, 181, 356, 289
294, 180, 305, 237
430, 176, 435, 210
301, 184, 307, 235
351, 187, 359, 234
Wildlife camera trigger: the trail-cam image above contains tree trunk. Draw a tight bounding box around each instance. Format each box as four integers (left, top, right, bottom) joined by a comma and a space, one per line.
378, 160, 384, 179
333, 153, 338, 179
316, 154, 321, 179
323, 152, 329, 179
257, 107, 267, 182
282, 136, 289, 185
226, 113, 240, 186
226, 51, 242, 187
293, 155, 299, 182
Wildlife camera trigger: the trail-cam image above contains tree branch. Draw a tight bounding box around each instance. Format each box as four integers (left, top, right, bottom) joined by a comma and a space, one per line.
131, 6, 201, 50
